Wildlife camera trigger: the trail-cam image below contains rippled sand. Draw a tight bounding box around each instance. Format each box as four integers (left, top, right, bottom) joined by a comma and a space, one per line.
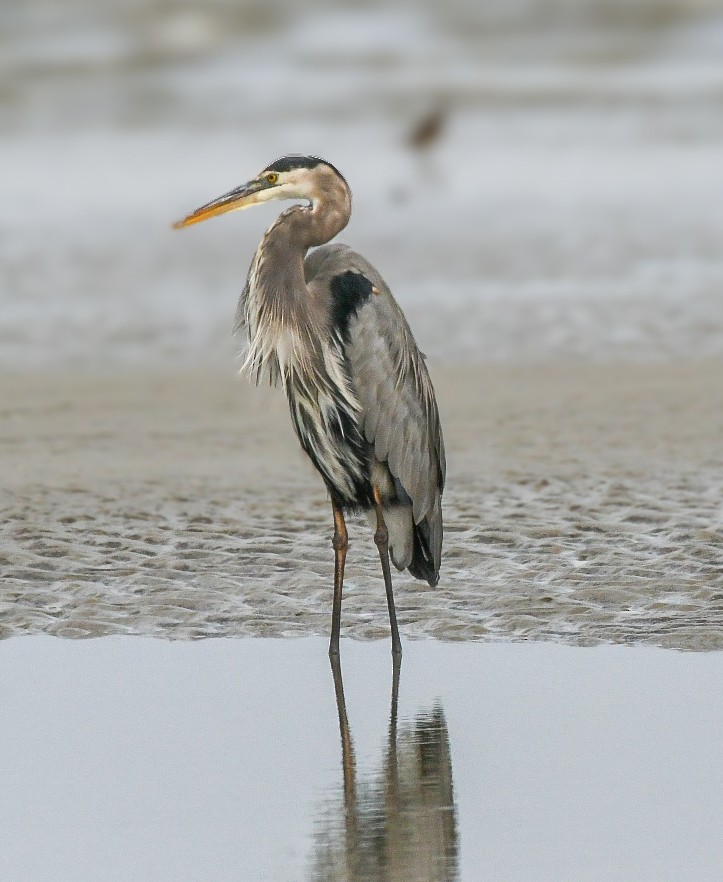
2, 361, 721, 649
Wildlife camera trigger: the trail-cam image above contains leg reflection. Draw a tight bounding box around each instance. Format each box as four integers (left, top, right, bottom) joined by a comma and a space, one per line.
385, 652, 402, 819
329, 652, 359, 879
316, 653, 459, 881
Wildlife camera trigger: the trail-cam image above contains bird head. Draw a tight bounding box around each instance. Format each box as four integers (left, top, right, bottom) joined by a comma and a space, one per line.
173, 156, 349, 229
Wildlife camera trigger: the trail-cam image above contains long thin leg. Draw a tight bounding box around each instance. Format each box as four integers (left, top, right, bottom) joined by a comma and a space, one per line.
329, 498, 348, 657
373, 486, 402, 656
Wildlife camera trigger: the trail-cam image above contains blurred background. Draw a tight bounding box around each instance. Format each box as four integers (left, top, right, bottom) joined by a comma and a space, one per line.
3, 0, 723, 371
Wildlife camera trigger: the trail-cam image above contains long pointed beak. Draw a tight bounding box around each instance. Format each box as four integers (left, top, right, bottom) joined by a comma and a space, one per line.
173, 179, 269, 229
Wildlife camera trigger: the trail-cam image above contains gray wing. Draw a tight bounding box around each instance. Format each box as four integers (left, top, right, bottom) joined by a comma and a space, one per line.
307, 244, 446, 572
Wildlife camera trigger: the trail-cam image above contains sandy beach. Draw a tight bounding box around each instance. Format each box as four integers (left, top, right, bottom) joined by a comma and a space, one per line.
2, 359, 721, 649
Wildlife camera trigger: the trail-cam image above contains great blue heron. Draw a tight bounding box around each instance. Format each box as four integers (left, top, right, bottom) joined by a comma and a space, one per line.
174, 156, 445, 656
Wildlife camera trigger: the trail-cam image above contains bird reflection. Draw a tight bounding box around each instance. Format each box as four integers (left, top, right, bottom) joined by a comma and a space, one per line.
312, 655, 459, 881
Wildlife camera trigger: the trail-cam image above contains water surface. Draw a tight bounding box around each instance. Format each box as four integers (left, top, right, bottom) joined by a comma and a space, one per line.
1, 637, 721, 881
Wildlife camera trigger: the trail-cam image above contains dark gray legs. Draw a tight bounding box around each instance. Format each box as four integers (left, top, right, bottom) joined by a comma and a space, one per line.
373, 487, 402, 656
329, 492, 402, 657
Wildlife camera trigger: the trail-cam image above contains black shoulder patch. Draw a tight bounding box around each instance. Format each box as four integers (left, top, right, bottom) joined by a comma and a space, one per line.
329, 271, 374, 341
265, 155, 347, 183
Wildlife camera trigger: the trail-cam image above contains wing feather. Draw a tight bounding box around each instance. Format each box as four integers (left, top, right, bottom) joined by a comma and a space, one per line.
339, 259, 445, 522
305, 243, 445, 581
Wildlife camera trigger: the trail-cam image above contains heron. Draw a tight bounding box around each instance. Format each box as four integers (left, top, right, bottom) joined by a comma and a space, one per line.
174, 156, 445, 656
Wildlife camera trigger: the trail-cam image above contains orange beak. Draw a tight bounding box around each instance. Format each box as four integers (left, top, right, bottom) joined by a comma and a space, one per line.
173, 179, 270, 229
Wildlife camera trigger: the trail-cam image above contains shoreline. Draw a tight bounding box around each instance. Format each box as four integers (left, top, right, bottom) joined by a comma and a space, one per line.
1, 359, 722, 648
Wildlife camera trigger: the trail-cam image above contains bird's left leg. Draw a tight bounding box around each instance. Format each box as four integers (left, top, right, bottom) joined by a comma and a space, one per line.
329, 498, 348, 657
373, 486, 402, 656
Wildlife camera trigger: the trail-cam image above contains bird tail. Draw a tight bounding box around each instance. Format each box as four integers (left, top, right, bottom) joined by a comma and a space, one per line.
407, 496, 442, 587
366, 495, 442, 587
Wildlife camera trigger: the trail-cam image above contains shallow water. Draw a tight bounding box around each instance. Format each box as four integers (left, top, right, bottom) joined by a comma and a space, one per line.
3, 6, 723, 370
3, 130, 723, 370
1, 637, 721, 882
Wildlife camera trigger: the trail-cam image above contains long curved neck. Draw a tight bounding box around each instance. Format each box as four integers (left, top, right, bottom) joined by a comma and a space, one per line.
298, 184, 352, 248
252, 185, 352, 319
240, 184, 352, 386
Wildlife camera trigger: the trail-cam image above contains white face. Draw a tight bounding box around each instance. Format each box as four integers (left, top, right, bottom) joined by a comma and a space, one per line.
255, 166, 321, 205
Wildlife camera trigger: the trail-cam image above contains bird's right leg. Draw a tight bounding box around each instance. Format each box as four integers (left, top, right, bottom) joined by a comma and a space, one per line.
373, 486, 402, 657
329, 498, 348, 657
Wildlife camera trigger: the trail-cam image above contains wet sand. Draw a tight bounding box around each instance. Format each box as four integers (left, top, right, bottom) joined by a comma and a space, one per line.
1, 360, 722, 648
1, 637, 722, 882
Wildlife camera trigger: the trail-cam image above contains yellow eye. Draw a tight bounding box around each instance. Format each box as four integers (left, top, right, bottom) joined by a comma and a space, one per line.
265, 172, 278, 184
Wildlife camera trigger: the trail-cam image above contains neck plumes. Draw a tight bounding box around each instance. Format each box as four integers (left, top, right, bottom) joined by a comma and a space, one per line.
238, 185, 352, 386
